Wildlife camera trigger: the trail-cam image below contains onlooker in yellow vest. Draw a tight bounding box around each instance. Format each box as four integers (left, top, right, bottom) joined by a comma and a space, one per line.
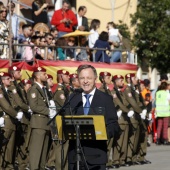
156, 82, 170, 145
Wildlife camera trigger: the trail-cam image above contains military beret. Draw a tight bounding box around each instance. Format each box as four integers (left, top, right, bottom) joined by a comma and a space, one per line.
34, 67, 46, 73
9, 65, 21, 71
99, 71, 111, 77
0, 72, 11, 77
125, 73, 136, 79
47, 74, 53, 80
112, 75, 124, 81
57, 70, 69, 75
139, 79, 144, 84
69, 73, 78, 79
21, 79, 32, 85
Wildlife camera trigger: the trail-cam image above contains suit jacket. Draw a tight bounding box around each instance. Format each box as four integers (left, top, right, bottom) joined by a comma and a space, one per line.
73, 15, 89, 31
65, 89, 118, 165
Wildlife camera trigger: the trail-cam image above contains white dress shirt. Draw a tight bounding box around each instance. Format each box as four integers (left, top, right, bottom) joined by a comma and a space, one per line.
82, 87, 96, 107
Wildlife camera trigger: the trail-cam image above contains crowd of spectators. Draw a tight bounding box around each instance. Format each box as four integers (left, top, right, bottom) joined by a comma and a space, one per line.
0, 0, 133, 64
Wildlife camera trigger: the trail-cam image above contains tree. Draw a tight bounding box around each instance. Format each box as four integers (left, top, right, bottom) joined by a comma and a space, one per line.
130, 0, 170, 73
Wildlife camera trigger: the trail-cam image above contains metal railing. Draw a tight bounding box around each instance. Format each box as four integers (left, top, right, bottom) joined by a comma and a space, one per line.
0, 43, 137, 64
12, 0, 32, 9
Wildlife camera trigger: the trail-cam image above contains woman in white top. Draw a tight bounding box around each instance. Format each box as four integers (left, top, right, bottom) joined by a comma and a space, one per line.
88, 19, 100, 48
107, 22, 122, 62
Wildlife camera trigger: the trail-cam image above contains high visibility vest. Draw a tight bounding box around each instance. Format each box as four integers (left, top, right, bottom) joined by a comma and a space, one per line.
156, 90, 170, 117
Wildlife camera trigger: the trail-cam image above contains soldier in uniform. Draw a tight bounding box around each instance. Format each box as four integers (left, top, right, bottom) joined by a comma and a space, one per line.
98, 71, 113, 168
0, 72, 23, 169
8, 66, 31, 170
53, 70, 70, 109
69, 73, 80, 91
124, 73, 147, 165
135, 80, 152, 164
46, 74, 57, 170
27, 67, 56, 170
110, 75, 132, 168
98, 71, 112, 95
53, 69, 70, 170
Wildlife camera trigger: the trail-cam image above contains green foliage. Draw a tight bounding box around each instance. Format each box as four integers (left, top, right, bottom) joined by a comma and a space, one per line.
130, 0, 170, 73
116, 20, 131, 40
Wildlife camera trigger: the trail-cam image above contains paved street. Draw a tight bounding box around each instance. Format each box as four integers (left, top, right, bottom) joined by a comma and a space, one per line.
110, 143, 170, 170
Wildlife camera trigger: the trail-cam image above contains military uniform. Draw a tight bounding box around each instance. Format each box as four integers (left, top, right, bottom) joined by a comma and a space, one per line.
111, 75, 130, 167
135, 88, 150, 163
8, 66, 30, 170
52, 70, 70, 170
0, 72, 23, 169
123, 73, 144, 164
98, 71, 113, 167
27, 67, 52, 170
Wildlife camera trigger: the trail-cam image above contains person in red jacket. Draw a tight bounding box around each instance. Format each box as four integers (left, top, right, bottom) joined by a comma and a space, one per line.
51, 0, 77, 37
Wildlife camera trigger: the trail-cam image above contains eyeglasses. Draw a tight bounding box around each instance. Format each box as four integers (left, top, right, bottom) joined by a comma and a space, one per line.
0, 10, 7, 13
48, 37, 53, 40
69, 39, 75, 43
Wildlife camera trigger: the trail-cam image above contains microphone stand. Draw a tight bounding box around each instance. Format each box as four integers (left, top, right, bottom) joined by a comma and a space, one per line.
47, 89, 83, 170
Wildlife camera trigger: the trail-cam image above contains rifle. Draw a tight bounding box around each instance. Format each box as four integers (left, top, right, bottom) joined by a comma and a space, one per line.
26, 71, 34, 85
130, 77, 137, 101
103, 81, 109, 95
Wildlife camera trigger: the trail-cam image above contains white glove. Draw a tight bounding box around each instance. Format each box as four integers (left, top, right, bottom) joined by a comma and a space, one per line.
148, 113, 152, 121
0, 117, 5, 127
28, 107, 33, 115
140, 112, 146, 120
127, 110, 134, 117
117, 110, 122, 118
49, 100, 56, 109
16, 112, 23, 121
49, 109, 56, 119
142, 109, 147, 117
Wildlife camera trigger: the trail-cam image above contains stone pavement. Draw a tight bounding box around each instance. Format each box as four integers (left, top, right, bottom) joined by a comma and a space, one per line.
110, 143, 170, 170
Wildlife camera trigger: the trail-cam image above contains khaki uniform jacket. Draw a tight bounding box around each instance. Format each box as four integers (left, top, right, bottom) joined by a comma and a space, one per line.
98, 85, 112, 96
111, 88, 130, 124
8, 81, 29, 112
0, 88, 18, 130
53, 84, 66, 109
18, 83, 31, 125
27, 83, 50, 130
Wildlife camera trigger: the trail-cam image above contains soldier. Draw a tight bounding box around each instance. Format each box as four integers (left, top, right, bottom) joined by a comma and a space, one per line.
46, 74, 54, 100
0, 72, 23, 169
98, 71, 114, 169
110, 75, 132, 168
135, 80, 152, 164
69, 73, 80, 91
8, 65, 31, 170
45, 74, 57, 170
98, 71, 112, 95
124, 73, 147, 165
27, 67, 56, 170
53, 69, 70, 109
53, 69, 70, 170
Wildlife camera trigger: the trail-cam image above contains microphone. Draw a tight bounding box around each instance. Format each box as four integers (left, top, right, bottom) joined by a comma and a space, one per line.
73, 88, 84, 93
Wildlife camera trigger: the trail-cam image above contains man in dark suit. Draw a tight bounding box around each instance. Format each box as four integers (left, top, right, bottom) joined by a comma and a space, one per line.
75, 6, 89, 31
65, 64, 119, 170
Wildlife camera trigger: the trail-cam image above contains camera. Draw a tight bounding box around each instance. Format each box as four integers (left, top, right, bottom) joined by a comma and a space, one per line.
64, 20, 70, 28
